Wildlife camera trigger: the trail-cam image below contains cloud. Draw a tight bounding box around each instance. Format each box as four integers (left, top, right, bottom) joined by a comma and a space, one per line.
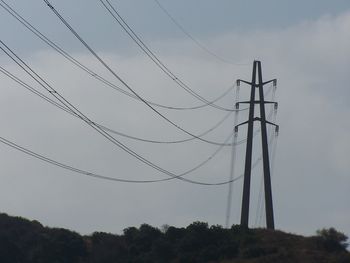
0, 9, 349, 239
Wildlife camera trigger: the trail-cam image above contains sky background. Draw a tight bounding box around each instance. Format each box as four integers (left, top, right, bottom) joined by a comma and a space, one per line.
0, 0, 349, 239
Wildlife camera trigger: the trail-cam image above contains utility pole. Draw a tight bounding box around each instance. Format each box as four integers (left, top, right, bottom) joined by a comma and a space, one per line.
235, 61, 278, 229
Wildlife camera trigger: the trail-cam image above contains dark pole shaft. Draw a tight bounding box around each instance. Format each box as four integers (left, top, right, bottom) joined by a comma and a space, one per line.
240, 61, 257, 227
257, 62, 275, 230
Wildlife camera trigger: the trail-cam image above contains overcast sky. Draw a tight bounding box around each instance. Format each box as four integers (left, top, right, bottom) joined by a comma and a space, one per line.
0, 0, 349, 239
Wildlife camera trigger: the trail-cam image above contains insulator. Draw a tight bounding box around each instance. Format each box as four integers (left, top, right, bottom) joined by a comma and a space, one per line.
274, 102, 278, 110
273, 79, 277, 88
234, 126, 239, 133
275, 126, 279, 136
236, 80, 240, 87
235, 102, 239, 109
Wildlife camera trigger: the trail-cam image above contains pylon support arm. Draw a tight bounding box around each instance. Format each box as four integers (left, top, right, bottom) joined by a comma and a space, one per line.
266, 120, 277, 126
263, 101, 277, 105
235, 101, 277, 110
236, 101, 277, 105
265, 121, 280, 133
236, 101, 251, 106
235, 119, 279, 131
236, 79, 252, 86
255, 118, 279, 128
262, 101, 278, 110
235, 120, 249, 132
235, 118, 261, 132
262, 79, 277, 86
237, 78, 277, 87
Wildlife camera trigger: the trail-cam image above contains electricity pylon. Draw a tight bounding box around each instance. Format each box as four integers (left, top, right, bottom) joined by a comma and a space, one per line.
235, 61, 279, 229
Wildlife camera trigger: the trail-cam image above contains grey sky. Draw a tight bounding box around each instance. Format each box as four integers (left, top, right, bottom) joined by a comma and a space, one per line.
0, 0, 349, 240
2, 0, 350, 52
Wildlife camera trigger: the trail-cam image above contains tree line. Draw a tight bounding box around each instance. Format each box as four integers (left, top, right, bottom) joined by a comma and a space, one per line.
0, 213, 349, 262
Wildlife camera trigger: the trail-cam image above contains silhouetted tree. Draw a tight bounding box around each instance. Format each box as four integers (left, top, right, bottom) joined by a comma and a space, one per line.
0, 213, 349, 263
316, 228, 348, 251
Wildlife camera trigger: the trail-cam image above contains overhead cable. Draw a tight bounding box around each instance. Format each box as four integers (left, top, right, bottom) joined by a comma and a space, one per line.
225, 85, 241, 228
0, 0, 239, 111
0, 66, 241, 145
0, 134, 263, 185
99, 0, 238, 111
32, 1, 250, 146
0, 57, 242, 147
0, 40, 253, 185
153, 0, 249, 66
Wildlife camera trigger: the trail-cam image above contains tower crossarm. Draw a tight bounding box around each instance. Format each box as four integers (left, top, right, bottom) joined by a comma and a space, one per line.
235, 101, 277, 109
262, 79, 277, 86
237, 78, 276, 87
235, 118, 278, 129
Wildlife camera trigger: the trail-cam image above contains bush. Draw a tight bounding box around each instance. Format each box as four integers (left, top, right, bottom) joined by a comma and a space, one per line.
316, 228, 348, 252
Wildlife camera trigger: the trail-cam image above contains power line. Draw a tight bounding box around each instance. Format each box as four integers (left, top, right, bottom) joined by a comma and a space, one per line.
45, 0, 235, 112
0, 2, 275, 187
0, 134, 238, 184
0, 2, 277, 192
0, 66, 239, 145
0, 40, 198, 184
0, 40, 254, 186
41, 0, 271, 146
0, 66, 73, 115
1, 62, 244, 166
0, 0, 239, 111
0, 61, 247, 147
255, 84, 277, 227
0, 65, 259, 185
29, 1, 252, 147
0, 136, 168, 183
153, 0, 249, 66
0, 133, 263, 185
225, 85, 241, 228
99, 0, 239, 111
0, 55, 242, 181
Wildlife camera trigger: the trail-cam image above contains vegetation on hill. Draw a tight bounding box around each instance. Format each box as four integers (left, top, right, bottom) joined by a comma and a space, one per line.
0, 213, 349, 263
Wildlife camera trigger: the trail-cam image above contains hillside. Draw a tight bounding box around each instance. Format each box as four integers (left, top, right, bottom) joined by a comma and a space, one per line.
0, 213, 349, 263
